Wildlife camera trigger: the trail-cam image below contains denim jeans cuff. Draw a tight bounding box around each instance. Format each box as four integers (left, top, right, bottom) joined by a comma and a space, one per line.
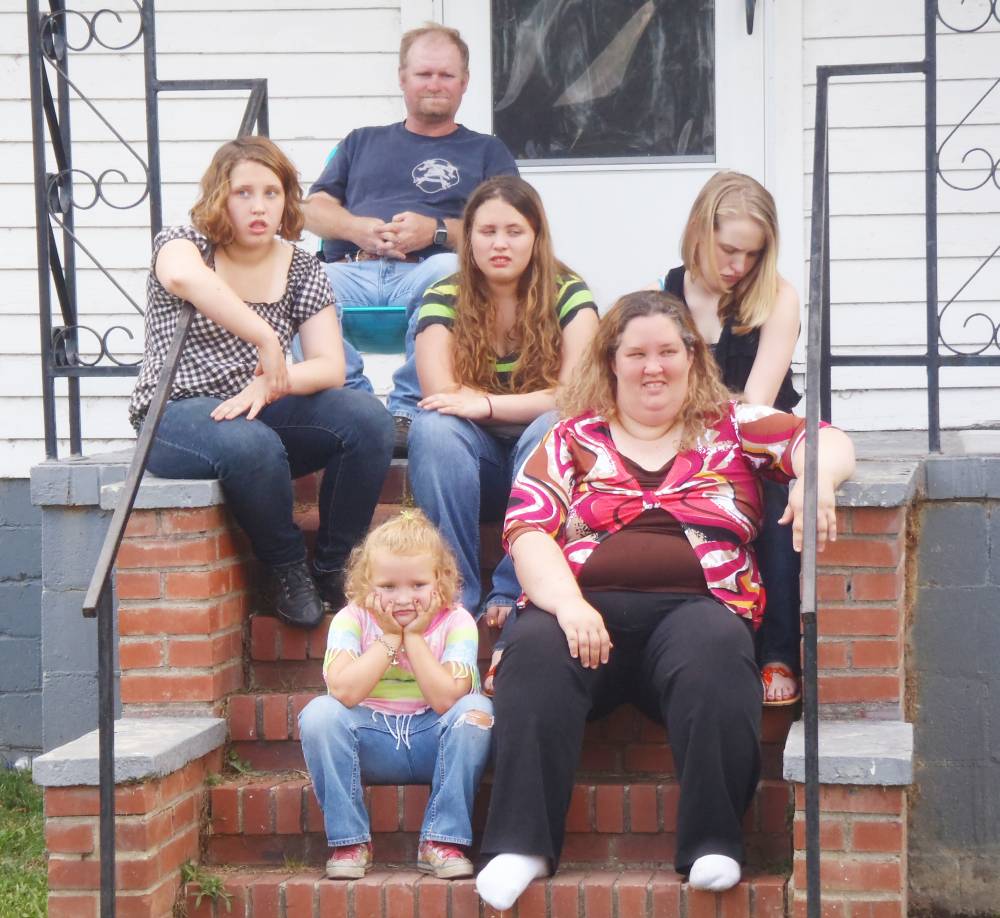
327, 832, 372, 847
420, 832, 473, 846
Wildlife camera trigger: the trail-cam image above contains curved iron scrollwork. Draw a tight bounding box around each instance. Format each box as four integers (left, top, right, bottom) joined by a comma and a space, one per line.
40, 2, 144, 59
935, 2, 1000, 356
35, 0, 150, 387
936, 77, 1000, 192
51, 324, 142, 369
938, 243, 1000, 355
937, 0, 1000, 34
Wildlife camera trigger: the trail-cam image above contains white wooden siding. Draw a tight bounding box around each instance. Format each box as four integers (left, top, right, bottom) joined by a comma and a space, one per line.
0, 1, 405, 477
2, 1, 998, 477
802, 0, 1000, 431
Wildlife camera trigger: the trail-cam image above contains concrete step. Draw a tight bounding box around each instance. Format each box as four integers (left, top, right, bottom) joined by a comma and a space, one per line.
182, 866, 788, 917
203, 775, 791, 871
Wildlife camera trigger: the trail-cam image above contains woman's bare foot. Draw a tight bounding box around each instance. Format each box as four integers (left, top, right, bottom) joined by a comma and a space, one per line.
761, 662, 801, 706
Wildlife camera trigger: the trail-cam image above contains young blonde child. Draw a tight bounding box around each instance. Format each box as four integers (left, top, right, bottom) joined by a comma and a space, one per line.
298, 509, 492, 880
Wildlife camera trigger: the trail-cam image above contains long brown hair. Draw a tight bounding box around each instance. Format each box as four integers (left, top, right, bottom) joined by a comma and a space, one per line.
190, 136, 304, 245
451, 176, 570, 394
560, 290, 730, 450
681, 171, 779, 332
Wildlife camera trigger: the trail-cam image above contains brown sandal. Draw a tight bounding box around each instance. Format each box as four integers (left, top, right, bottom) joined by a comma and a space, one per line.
761, 662, 801, 707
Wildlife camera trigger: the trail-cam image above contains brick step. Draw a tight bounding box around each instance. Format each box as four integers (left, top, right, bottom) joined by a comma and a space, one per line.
294, 462, 410, 508
183, 866, 788, 917
226, 693, 796, 778
204, 776, 790, 870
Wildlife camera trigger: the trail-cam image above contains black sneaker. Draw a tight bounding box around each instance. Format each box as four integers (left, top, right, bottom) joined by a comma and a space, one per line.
313, 565, 346, 610
393, 415, 411, 459
270, 561, 325, 629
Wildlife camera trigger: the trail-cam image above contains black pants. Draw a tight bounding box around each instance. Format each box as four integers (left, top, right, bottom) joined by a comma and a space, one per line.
480, 592, 762, 873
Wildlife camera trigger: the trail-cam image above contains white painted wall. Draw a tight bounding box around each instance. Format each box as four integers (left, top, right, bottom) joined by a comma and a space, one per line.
2, 1, 997, 476
802, 1, 1000, 431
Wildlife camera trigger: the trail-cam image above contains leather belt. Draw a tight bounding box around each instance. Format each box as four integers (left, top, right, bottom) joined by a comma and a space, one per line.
347, 250, 423, 264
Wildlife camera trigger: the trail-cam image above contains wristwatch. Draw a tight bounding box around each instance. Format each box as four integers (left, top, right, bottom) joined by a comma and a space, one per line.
433, 218, 449, 247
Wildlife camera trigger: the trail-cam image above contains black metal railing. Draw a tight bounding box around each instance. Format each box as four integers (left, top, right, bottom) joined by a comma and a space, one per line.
802, 1, 998, 914
27, 2, 268, 915
815, 0, 1000, 452
28, 0, 269, 460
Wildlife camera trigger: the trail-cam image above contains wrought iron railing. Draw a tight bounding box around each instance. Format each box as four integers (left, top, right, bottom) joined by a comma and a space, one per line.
815, 0, 1000, 452
26, 2, 268, 914
804, 1, 997, 914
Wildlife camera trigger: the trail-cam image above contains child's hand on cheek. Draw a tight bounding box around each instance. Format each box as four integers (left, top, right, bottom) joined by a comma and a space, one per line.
369, 592, 403, 636
403, 595, 435, 637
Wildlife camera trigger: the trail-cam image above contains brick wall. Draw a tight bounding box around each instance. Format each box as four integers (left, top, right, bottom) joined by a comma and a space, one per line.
116, 507, 252, 713
44, 747, 223, 918
791, 785, 907, 918
817, 506, 908, 717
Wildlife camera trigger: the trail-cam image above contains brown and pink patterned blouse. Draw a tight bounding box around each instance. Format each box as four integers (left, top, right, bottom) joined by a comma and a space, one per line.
504, 402, 821, 627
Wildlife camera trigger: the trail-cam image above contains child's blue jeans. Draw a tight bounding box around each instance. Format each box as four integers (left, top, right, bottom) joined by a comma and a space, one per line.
298, 693, 493, 848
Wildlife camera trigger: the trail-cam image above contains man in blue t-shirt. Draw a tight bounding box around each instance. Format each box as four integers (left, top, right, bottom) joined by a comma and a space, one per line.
303, 24, 518, 454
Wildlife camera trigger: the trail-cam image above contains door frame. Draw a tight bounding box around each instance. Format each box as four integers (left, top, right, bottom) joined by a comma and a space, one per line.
400, 0, 804, 292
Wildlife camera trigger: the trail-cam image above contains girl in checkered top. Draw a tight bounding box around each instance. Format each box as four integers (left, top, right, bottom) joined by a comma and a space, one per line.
131, 137, 393, 629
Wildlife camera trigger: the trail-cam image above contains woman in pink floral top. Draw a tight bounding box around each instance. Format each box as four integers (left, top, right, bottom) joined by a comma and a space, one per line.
475, 291, 855, 910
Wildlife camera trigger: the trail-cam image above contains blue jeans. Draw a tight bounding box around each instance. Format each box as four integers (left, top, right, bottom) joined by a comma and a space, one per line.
146, 389, 393, 572
298, 693, 493, 847
755, 478, 802, 674
407, 410, 557, 614
321, 254, 458, 420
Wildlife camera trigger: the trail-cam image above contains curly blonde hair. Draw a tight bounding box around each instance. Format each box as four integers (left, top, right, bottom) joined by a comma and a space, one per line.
681, 171, 779, 333
560, 290, 730, 450
190, 136, 304, 245
344, 509, 460, 612
451, 176, 571, 394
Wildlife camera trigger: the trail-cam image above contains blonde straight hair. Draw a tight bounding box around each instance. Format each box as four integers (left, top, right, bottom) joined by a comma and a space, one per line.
681, 171, 779, 333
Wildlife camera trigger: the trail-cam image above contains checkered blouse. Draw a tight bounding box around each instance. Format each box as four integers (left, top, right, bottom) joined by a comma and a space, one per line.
128, 225, 334, 430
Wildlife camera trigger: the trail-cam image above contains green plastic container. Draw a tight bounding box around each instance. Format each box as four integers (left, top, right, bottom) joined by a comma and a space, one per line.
340, 304, 408, 354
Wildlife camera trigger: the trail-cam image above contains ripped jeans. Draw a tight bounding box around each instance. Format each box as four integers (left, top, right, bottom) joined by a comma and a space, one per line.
298, 693, 493, 847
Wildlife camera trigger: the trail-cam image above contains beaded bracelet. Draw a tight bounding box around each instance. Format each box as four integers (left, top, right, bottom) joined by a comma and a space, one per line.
375, 636, 401, 666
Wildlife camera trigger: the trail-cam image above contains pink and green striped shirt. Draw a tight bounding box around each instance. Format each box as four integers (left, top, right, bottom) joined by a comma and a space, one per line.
323, 603, 480, 715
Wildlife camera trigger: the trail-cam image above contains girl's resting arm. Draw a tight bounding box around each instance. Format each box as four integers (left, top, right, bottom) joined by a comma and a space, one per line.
510, 530, 611, 670
781, 427, 856, 553
742, 276, 800, 407
155, 237, 283, 357
155, 237, 289, 399
295, 306, 346, 390
324, 633, 403, 707
402, 633, 473, 714
415, 322, 459, 397
482, 305, 600, 424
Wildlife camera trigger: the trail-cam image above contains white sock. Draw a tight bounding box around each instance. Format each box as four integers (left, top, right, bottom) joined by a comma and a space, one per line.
688, 854, 741, 892
475, 853, 548, 910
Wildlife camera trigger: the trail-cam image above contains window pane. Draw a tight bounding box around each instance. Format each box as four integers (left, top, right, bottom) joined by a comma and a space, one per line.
491, 0, 715, 163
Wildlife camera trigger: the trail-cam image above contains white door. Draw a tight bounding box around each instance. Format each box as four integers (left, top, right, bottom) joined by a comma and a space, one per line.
442, 1, 768, 308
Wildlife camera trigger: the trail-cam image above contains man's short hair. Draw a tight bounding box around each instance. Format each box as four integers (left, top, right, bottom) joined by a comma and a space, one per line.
399, 23, 469, 73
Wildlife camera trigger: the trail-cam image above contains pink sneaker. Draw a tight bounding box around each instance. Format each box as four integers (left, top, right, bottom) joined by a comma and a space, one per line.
417, 840, 474, 879
325, 841, 372, 879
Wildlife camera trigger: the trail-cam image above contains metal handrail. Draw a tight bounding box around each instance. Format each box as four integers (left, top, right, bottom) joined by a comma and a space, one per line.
803, 2, 939, 913
26, 1, 270, 914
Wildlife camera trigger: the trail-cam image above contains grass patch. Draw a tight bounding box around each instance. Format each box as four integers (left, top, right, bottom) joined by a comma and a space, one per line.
0, 768, 47, 917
